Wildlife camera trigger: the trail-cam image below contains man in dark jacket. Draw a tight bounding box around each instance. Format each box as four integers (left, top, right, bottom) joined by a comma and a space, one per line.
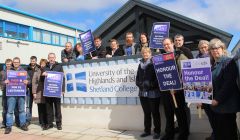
25, 56, 40, 126
174, 34, 194, 59
61, 42, 76, 62
174, 34, 193, 132
90, 37, 106, 59
43, 53, 64, 130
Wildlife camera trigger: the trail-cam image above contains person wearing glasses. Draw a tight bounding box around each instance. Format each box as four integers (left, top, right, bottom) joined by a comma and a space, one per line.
209, 38, 240, 140
4, 57, 29, 134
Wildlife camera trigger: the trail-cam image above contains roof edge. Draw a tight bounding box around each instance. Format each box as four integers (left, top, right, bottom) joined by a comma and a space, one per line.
0, 4, 84, 32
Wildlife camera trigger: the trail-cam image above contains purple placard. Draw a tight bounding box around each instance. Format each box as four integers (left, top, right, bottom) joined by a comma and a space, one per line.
43, 71, 63, 98
152, 53, 182, 91
149, 22, 170, 49
6, 71, 27, 96
182, 68, 212, 83
79, 30, 96, 55
181, 58, 213, 104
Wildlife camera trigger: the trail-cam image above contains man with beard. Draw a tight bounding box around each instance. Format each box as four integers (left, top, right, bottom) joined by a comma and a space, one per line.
123, 32, 140, 56
25, 56, 40, 126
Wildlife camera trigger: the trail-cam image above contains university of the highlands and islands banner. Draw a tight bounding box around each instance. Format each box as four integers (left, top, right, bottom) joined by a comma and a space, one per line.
63, 58, 140, 97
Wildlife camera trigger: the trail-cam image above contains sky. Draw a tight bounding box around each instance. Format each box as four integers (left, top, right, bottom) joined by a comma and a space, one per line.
0, 0, 239, 52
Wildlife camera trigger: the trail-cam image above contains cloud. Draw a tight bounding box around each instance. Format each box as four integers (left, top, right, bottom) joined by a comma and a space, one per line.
0, 0, 128, 14
151, 0, 240, 31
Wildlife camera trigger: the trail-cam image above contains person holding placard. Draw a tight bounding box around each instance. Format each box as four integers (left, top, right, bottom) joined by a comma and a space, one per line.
136, 47, 161, 139
161, 38, 189, 140
90, 37, 107, 59
5, 57, 29, 134
196, 40, 215, 140
209, 38, 240, 140
43, 53, 64, 130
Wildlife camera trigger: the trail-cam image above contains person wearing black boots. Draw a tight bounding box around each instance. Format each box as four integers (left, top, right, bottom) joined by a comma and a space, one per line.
136, 47, 161, 139
161, 38, 189, 140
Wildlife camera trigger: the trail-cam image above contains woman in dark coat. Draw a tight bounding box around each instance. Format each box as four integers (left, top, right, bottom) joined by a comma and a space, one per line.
209, 38, 240, 140
136, 47, 161, 139
32, 59, 48, 130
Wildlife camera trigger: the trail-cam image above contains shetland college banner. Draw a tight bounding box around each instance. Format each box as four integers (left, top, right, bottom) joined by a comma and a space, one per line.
181, 57, 213, 104
79, 30, 96, 55
43, 71, 64, 98
149, 22, 170, 49
152, 53, 182, 91
64, 58, 139, 97
6, 70, 27, 96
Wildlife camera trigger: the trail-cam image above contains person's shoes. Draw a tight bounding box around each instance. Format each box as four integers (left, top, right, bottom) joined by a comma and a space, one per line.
1, 124, 6, 129
161, 134, 174, 140
44, 124, 53, 130
25, 121, 31, 127
153, 133, 160, 139
140, 132, 151, 137
57, 125, 62, 130
21, 124, 28, 131
4, 127, 12, 134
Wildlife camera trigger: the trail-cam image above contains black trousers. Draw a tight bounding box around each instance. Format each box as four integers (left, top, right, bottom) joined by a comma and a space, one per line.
45, 97, 62, 126
37, 103, 47, 125
212, 112, 238, 140
140, 97, 161, 134
162, 90, 189, 140
26, 88, 33, 122
203, 104, 215, 137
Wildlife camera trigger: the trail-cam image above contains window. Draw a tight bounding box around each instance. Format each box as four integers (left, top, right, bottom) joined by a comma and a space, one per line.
52, 33, 60, 45
60, 35, 67, 46
68, 36, 75, 46
42, 31, 51, 44
33, 28, 41, 42
18, 25, 29, 40
0, 21, 3, 35
5, 22, 17, 38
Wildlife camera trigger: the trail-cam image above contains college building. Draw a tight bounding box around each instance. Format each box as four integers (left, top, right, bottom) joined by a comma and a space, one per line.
0, 5, 83, 65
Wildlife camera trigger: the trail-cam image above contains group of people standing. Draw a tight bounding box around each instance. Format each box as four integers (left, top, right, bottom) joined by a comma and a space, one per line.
0, 53, 64, 134
0, 30, 239, 140
135, 34, 240, 140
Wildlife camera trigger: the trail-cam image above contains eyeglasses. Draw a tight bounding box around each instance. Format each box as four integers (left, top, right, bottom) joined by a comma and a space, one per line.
210, 47, 221, 50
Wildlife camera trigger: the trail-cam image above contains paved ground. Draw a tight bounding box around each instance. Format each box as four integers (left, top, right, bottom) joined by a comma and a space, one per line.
0, 114, 211, 140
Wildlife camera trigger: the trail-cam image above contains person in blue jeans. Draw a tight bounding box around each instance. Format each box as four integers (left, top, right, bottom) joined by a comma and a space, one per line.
4, 57, 30, 134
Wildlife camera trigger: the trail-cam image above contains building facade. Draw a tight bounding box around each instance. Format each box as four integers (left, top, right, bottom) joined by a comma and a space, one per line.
0, 5, 83, 65
232, 40, 240, 55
